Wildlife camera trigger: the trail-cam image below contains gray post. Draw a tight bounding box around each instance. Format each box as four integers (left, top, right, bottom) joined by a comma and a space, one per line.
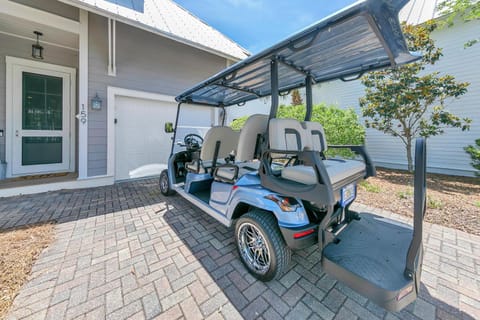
305, 75, 313, 121
170, 102, 182, 156
269, 58, 279, 119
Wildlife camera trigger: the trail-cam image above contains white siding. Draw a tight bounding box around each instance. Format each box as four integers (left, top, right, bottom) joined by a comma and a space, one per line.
313, 20, 480, 176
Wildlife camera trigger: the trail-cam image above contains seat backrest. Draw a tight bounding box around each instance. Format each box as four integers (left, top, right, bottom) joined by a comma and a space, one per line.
269, 118, 308, 151
200, 126, 239, 161
236, 114, 269, 162
303, 121, 328, 152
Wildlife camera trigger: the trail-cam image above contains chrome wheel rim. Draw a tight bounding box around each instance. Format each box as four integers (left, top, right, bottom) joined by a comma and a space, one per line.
237, 222, 270, 274
160, 174, 168, 193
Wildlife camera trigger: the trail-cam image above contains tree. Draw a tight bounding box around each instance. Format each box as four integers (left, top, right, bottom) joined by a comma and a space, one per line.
438, 0, 480, 47
290, 89, 303, 106
359, 21, 470, 172
464, 139, 480, 176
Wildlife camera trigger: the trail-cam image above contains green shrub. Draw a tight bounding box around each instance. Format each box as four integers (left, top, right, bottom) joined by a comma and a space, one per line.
465, 138, 480, 176
276, 104, 366, 157
229, 104, 366, 158
230, 116, 249, 131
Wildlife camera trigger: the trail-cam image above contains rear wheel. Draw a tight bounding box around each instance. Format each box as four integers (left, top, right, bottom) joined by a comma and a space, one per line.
235, 209, 291, 281
159, 170, 175, 196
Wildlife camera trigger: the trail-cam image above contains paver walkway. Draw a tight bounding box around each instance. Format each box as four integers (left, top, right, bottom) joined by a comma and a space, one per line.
1, 178, 478, 320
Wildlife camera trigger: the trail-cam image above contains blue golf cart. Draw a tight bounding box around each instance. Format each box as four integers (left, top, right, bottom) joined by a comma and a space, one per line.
160, 0, 427, 312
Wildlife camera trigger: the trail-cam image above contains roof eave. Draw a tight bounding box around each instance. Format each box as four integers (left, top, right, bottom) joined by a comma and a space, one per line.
57, 0, 249, 61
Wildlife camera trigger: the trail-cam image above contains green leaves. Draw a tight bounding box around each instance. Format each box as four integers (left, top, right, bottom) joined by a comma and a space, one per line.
229, 103, 366, 158
464, 138, 480, 175
438, 0, 480, 48
277, 104, 366, 158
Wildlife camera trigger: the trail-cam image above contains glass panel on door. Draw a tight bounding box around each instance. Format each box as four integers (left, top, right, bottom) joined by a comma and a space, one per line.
22, 137, 63, 165
21, 72, 63, 166
22, 72, 63, 131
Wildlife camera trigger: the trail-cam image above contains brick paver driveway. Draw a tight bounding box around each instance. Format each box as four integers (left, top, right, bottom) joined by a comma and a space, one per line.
1, 178, 479, 320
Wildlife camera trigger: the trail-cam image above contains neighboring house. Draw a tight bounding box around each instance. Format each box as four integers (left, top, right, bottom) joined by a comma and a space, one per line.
0, 0, 249, 196
312, 0, 480, 176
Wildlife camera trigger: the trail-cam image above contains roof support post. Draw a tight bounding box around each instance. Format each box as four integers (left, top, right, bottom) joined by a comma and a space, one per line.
305, 74, 313, 121
269, 58, 279, 119
170, 103, 182, 156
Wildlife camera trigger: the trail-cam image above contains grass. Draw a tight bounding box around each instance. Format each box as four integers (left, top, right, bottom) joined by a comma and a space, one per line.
359, 180, 381, 193
397, 188, 414, 199
427, 196, 445, 210
0, 222, 55, 318
474, 201, 480, 208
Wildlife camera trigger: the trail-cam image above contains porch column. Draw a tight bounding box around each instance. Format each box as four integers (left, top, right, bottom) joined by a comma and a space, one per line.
78, 9, 89, 179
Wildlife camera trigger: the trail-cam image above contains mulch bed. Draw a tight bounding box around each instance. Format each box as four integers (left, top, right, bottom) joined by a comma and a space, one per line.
0, 222, 55, 319
357, 168, 480, 235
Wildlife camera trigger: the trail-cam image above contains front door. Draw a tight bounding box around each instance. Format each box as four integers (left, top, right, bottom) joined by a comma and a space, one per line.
7, 58, 76, 177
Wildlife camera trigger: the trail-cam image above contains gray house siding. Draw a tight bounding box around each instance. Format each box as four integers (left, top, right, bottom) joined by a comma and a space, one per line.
11, 0, 79, 21
0, 32, 79, 165
87, 14, 227, 177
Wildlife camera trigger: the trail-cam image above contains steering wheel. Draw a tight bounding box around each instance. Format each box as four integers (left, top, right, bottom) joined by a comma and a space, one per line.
184, 133, 203, 150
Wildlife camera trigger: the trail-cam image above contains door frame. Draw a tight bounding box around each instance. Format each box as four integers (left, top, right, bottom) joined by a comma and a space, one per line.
107, 87, 177, 180
5, 56, 76, 178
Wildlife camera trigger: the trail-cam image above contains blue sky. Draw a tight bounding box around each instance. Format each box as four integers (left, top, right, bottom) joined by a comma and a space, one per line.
175, 0, 356, 54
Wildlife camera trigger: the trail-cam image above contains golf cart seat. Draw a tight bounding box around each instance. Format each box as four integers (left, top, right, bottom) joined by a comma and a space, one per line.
186, 126, 239, 174
214, 114, 269, 183
259, 118, 373, 205
281, 160, 366, 186
281, 121, 367, 186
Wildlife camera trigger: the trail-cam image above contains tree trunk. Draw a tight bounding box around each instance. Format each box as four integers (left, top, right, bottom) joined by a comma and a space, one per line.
406, 139, 413, 173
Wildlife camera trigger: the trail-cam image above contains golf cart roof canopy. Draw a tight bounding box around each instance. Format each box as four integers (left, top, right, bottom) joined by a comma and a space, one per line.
176, 0, 420, 107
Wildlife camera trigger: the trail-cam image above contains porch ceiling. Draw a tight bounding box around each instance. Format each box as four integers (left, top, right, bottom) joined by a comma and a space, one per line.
0, 12, 79, 50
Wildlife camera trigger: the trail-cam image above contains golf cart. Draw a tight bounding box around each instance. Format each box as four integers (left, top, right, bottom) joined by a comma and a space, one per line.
160, 0, 426, 312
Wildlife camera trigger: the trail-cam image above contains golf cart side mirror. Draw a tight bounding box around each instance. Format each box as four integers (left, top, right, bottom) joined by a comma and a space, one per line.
164, 122, 174, 133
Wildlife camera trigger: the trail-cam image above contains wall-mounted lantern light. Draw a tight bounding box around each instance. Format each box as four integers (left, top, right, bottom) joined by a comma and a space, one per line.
91, 93, 102, 110
32, 31, 44, 60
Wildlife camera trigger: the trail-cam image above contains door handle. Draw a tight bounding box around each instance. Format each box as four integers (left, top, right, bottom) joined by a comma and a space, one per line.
15, 130, 19, 137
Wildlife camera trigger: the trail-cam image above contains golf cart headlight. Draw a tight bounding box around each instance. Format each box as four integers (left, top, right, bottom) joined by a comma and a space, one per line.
264, 194, 300, 212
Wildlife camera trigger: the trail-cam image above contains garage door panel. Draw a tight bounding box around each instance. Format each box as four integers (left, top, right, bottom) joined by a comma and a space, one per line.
115, 96, 177, 181
115, 95, 214, 181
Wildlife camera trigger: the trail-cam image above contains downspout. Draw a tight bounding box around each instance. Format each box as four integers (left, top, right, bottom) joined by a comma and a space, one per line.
108, 18, 116, 76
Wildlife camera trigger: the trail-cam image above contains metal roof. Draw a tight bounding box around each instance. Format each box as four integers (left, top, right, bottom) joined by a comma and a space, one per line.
399, 0, 441, 25
176, 0, 420, 108
59, 0, 250, 60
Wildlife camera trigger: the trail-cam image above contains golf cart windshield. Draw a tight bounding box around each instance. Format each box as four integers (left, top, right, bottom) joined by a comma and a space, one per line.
176, 0, 419, 108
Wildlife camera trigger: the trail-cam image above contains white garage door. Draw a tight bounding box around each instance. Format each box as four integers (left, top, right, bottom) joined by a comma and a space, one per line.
115, 95, 213, 181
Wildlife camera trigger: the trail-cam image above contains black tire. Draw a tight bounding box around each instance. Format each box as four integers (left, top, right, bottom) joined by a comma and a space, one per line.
159, 169, 175, 196
235, 209, 291, 281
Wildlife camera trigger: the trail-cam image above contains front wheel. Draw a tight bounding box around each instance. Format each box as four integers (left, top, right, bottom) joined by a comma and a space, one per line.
235, 209, 291, 281
159, 170, 175, 196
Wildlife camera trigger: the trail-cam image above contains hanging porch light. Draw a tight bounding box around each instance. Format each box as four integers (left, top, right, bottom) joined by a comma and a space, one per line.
32, 31, 44, 60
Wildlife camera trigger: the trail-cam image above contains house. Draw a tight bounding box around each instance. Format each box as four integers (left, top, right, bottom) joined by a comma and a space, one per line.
312, 0, 480, 176
0, 0, 249, 197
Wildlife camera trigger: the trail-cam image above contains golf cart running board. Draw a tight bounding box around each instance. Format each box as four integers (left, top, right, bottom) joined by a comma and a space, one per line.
321, 138, 427, 312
